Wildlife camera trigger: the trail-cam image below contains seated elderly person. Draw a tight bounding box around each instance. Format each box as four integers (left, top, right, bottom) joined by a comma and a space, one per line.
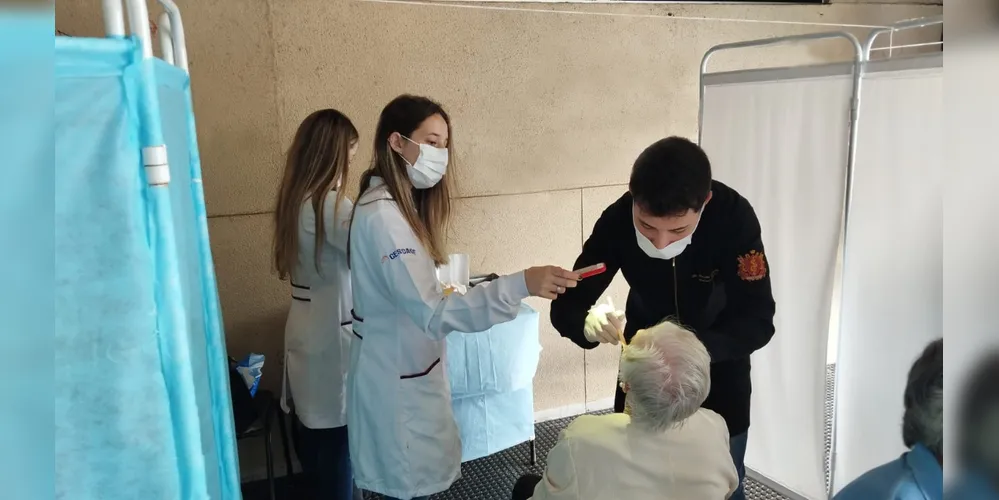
834, 338, 943, 500
511, 320, 738, 500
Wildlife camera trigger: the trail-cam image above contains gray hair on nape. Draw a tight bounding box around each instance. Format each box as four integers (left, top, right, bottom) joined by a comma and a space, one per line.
901, 338, 944, 459
619, 320, 711, 433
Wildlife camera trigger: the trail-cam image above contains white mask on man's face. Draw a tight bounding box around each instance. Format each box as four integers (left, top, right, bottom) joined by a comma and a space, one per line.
633, 207, 701, 260
400, 135, 448, 189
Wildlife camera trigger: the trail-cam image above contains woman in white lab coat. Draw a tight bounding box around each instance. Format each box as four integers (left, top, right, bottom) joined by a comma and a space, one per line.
346, 94, 580, 500
273, 108, 359, 499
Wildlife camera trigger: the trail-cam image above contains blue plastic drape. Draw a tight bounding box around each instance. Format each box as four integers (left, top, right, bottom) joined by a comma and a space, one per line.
447, 304, 540, 461
54, 36, 239, 500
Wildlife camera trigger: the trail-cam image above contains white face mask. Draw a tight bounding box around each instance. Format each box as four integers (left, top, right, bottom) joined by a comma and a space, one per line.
401, 136, 448, 189
634, 210, 701, 260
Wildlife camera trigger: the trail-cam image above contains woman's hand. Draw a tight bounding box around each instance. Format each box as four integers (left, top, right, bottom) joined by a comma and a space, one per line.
524, 266, 580, 300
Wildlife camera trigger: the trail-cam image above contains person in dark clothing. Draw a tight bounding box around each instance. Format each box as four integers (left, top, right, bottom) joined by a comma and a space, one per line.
550, 136, 776, 500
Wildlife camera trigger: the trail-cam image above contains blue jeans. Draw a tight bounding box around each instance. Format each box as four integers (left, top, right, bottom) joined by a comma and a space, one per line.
729, 432, 748, 500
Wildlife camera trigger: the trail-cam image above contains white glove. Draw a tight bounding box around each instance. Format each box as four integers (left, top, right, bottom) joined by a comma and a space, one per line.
583, 298, 626, 345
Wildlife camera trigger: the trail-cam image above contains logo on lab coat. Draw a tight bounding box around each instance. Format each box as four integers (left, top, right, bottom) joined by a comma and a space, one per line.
382, 248, 416, 263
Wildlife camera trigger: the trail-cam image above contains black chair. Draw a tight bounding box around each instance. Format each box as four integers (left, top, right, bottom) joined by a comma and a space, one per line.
237, 390, 293, 500
230, 358, 293, 500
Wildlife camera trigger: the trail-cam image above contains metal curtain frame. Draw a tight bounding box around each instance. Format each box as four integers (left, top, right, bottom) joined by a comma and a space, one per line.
158, 13, 175, 66
126, 3, 241, 497
697, 33, 866, 258
155, 0, 190, 73
698, 32, 865, 500
102, 0, 126, 38
102, 0, 190, 73
699, 15, 943, 498
97, 0, 215, 498
829, 15, 944, 496
863, 15, 943, 61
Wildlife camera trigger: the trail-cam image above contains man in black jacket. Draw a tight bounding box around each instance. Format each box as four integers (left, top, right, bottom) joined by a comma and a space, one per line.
551, 136, 776, 500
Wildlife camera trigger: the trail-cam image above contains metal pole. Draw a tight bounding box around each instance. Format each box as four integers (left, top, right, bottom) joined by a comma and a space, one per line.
124, 0, 153, 59
157, 13, 175, 66
101, 0, 126, 38
829, 45, 865, 499
832, 15, 943, 495
124, 0, 208, 496
697, 31, 864, 499
698, 31, 863, 145
156, 0, 190, 73
148, 2, 238, 494
862, 15, 943, 60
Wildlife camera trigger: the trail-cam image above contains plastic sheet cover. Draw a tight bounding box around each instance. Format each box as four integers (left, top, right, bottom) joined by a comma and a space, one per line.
834, 64, 943, 493
447, 303, 541, 461
155, 59, 240, 499
701, 74, 851, 499
54, 37, 239, 499
55, 37, 182, 499
2, 13, 56, 500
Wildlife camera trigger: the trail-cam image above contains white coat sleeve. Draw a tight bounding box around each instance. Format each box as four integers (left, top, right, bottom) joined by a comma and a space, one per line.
369, 208, 530, 340
322, 194, 353, 253
530, 431, 578, 500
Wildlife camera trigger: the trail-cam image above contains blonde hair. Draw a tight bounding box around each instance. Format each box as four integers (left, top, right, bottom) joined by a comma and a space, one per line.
272, 109, 358, 280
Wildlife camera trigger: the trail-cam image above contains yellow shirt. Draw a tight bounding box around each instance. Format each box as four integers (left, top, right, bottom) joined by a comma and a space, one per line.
531, 411, 738, 500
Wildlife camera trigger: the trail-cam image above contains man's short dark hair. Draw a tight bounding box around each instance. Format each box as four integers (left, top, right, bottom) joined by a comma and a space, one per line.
902, 338, 944, 458
629, 137, 712, 217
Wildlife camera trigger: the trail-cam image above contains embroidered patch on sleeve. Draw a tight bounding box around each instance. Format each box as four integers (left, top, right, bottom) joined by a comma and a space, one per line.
736, 250, 767, 282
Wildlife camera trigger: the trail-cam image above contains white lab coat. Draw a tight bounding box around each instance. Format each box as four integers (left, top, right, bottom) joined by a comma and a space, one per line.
280, 193, 354, 430
347, 177, 530, 499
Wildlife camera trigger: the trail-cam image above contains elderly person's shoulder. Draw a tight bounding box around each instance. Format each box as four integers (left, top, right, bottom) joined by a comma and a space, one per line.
559, 412, 629, 440
562, 408, 730, 443
683, 408, 730, 439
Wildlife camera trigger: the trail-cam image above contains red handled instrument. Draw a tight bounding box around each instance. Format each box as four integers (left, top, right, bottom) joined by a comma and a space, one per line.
575, 263, 607, 280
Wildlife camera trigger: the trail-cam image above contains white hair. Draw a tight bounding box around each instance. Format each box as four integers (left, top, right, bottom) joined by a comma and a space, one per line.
619, 321, 711, 432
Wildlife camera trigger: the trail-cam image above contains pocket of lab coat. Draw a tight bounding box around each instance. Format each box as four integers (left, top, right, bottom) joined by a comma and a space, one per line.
285, 313, 340, 375
397, 363, 459, 471
339, 323, 352, 379
397, 360, 448, 426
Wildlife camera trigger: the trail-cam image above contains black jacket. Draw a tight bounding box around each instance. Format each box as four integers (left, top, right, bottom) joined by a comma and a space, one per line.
550, 181, 776, 436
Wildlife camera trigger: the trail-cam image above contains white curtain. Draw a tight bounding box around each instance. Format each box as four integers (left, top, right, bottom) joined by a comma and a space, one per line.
701, 75, 851, 499
943, 45, 999, 476
832, 66, 943, 493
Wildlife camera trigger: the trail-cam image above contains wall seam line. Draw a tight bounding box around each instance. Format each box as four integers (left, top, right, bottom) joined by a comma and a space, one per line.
208, 184, 630, 218
579, 187, 588, 404
208, 210, 273, 220
265, 0, 284, 199
355, 0, 914, 29
454, 183, 628, 202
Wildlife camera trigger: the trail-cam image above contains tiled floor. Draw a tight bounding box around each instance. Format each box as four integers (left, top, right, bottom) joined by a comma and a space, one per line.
244, 365, 837, 500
